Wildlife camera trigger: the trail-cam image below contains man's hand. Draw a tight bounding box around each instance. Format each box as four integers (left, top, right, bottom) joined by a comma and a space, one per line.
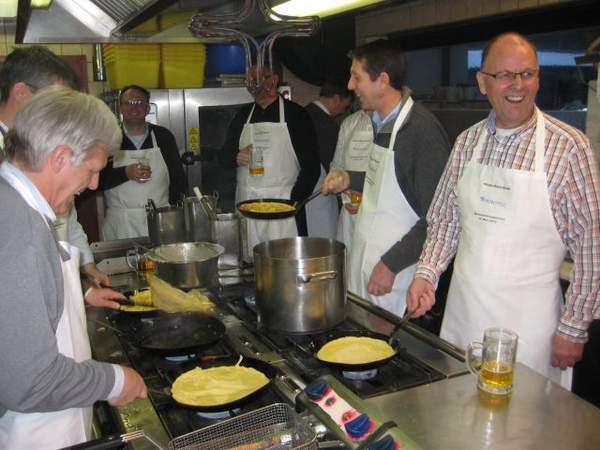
124, 163, 151, 184
236, 145, 252, 167
345, 202, 360, 214
82, 263, 110, 287
108, 366, 147, 407
85, 288, 126, 310
367, 261, 396, 296
322, 170, 350, 195
406, 277, 436, 318
551, 333, 584, 369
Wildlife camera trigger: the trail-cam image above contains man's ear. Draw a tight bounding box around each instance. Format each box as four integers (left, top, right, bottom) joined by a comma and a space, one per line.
378, 72, 391, 89
10, 82, 32, 104
476, 71, 487, 95
47, 145, 73, 174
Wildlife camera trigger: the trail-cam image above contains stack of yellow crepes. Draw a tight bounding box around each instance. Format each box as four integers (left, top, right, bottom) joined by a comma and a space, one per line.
146, 273, 215, 314
120, 289, 157, 312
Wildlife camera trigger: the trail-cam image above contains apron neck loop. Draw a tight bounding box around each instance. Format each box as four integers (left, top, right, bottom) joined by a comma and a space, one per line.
246, 96, 285, 124
388, 96, 413, 150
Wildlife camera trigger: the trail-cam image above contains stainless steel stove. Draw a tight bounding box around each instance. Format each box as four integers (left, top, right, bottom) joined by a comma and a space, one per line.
88, 244, 468, 449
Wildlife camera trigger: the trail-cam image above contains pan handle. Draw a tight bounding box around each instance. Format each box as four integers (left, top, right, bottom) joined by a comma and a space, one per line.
296, 270, 337, 284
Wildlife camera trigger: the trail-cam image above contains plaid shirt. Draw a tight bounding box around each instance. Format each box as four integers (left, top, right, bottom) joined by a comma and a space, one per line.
416, 109, 600, 342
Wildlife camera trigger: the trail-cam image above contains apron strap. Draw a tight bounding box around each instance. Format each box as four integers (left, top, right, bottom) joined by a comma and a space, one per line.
388, 97, 414, 150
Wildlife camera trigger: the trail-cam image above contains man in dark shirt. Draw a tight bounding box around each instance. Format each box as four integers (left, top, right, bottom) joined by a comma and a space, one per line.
219, 64, 320, 252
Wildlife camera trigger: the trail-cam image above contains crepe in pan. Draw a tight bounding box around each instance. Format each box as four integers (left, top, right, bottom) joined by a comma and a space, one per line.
317, 336, 395, 365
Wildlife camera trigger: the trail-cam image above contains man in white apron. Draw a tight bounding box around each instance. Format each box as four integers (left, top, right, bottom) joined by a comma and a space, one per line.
0, 87, 147, 449
0, 45, 111, 287
323, 41, 450, 317
330, 109, 373, 249
100, 85, 186, 241
407, 33, 600, 388
305, 82, 353, 239
218, 65, 320, 258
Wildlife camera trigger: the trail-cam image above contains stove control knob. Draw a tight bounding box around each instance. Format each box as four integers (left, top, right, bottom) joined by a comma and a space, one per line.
305, 379, 330, 401
367, 435, 399, 450
345, 413, 373, 440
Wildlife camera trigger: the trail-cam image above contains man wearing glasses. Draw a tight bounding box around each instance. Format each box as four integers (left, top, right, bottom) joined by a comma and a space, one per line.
407, 32, 600, 388
99, 85, 186, 240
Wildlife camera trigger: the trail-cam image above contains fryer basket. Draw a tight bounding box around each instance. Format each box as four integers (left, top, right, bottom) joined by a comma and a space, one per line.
168, 403, 318, 450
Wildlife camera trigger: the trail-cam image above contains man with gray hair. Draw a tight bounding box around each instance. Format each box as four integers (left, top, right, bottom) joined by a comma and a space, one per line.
0, 45, 115, 301
0, 86, 147, 449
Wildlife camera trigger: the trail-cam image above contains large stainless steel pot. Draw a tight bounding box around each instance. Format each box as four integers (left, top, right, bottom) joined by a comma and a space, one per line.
254, 237, 346, 334
147, 205, 186, 247
183, 195, 217, 243
148, 242, 224, 290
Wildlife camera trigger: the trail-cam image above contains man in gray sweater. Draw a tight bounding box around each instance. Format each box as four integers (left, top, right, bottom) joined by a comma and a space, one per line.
0, 86, 147, 449
323, 40, 450, 317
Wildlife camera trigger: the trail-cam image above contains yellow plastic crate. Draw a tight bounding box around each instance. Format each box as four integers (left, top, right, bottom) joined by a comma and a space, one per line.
161, 63, 205, 88
106, 60, 160, 90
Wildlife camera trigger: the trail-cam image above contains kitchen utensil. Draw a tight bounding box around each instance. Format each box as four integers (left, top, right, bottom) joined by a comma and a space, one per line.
167, 403, 318, 450
193, 186, 218, 221
111, 312, 226, 356
182, 195, 217, 242
58, 430, 162, 450
313, 330, 399, 371
166, 357, 277, 412
254, 237, 346, 334
236, 188, 323, 220
146, 204, 187, 247
148, 242, 224, 289
467, 327, 518, 396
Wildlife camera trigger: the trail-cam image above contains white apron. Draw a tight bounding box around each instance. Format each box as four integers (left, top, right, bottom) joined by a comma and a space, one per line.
101, 130, 169, 240
0, 168, 93, 449
236, 97, 299, 258
441, 109, 572, 388
348, 97, 417, 317
335, 121, 373, 249
306, 164, 338, 239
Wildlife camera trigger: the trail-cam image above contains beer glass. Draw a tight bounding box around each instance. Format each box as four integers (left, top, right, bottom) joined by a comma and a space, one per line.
249, 146, 264, 176
126, 247, 155, 273
466, 327, 518, 396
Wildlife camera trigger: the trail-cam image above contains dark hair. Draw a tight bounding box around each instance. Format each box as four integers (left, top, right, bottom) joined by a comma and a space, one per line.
0, 46, 79, 102
481, 32, 538, 68
319, 81, 353, 100
349, 40, 405, 90
119, 85, 151, 103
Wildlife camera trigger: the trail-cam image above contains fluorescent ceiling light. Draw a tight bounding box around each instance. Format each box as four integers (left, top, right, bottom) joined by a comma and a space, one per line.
272, 0, 386, 19
0, 0, 17, 17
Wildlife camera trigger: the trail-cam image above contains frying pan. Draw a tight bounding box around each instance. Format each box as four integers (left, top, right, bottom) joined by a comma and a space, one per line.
313, 330, 399, 372
236, 189, 322, 220
111, 312, 226, 356
160, 357, 278, 412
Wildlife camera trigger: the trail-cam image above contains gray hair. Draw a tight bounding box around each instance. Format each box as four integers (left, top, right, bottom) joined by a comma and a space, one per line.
5, 86, 122, 170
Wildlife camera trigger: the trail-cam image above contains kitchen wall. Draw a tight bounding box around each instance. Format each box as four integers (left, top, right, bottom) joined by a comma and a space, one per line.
355, 0, 578, 43
0, 22, 106, 96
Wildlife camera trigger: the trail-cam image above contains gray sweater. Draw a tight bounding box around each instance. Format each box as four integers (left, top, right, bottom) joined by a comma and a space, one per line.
0, 178, 115, 417
349, 99, 451, 274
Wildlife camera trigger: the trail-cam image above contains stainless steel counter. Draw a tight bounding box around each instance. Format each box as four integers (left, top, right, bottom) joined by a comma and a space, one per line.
365, 363, 600, 450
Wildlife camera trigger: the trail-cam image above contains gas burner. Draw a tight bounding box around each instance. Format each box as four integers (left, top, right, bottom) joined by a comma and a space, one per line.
164, 354, 197, 363
342, 369, 379, 380
195, 409, 241, 419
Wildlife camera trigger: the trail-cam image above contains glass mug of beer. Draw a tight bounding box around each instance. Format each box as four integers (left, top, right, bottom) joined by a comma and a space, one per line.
126, 247, 155, 274
249, 146, 264, 176
466, 327, 518, 396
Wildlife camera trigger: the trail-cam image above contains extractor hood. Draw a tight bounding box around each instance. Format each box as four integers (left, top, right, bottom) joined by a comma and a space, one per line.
16, 0, 280, 43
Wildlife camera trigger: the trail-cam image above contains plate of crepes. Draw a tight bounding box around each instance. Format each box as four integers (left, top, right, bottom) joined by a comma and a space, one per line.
170, 357, 276, 411
119, 288, 159, 316
315, 334, 397, 371
236, 198, 297, 220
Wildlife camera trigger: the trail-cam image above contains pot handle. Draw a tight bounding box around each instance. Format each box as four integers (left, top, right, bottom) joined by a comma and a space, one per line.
296, 270, 337, 284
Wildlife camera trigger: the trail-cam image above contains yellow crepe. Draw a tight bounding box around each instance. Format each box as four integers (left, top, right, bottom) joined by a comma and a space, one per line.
239, 202, 295, 213
119, 305, 157, 313
171, 366, 269, 407
147, 274, 215, 314
129, 289, 153, 306
317, 336, 395, 364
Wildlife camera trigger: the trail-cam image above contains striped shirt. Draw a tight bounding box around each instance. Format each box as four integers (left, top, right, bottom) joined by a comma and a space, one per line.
416, 109, 600, 342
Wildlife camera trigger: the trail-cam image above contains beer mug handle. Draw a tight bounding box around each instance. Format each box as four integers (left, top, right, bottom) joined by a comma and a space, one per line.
125, 249, 139, 273
466, 341, 483, 376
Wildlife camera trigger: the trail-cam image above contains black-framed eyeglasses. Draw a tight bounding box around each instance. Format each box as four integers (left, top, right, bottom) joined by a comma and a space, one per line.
479, 69, 539, 83
120, 99, 148, 107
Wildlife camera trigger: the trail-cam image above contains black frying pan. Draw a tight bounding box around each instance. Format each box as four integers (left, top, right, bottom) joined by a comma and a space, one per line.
111, 312, 226, 356
313, 330, 399, 371
163, 357, 277, 412
236, 190, 322, 220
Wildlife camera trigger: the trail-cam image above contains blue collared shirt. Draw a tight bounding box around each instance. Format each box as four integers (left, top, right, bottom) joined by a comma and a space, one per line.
372, 100, 403, 133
